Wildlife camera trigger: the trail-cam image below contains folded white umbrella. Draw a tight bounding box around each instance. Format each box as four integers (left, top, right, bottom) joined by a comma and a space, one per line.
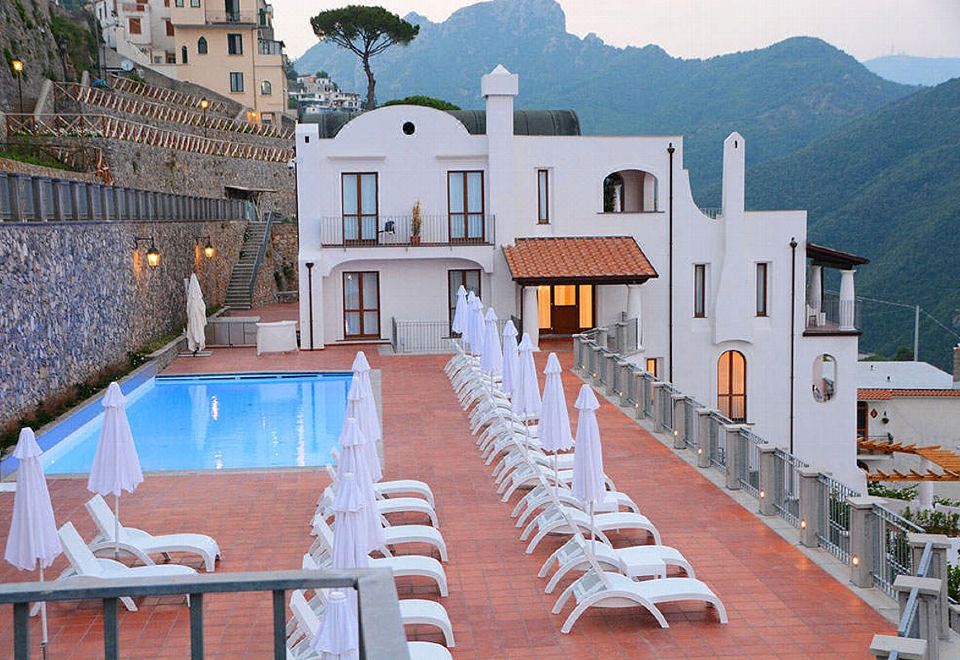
4, 428, 62, 658
501, 320, 519, 396
468, 295, 486, 358
336, 418, 386, 552
186, 273, 207, 353
461, 291, 476, 351
346, 352, 382, 482
480, 308, 503, 377
88, 382, 143, 559
540, 353, 574, 486
572, 384, 605, 550
512, 333, 542, 421
451, 284, 468, 336
312, 472, 365, 658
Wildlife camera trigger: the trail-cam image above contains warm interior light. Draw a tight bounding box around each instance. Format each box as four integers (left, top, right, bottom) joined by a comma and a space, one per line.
145, 244, 161, 268
203, 238, 215, 258
11, 58, 24, 74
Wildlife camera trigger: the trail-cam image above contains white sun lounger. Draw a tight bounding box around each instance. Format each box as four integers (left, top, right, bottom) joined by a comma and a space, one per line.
312, 517, 449, 563
85, 495, 221, 572
325, 460, 436, 507
500, 464, 617, 503
513, 485, 639, 528
51, 522, 196, 612
316, 485, 440, 527
552, 570, 727, 632
522, 506, 661, 553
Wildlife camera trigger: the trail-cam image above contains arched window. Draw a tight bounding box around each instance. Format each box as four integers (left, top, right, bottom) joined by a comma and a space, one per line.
813, 354, 837, 402
181, 46, 188, 64
260, 80, 272, 96
602, 169, 658, 212
197, 37, 208, 54
717, 350, 746, 422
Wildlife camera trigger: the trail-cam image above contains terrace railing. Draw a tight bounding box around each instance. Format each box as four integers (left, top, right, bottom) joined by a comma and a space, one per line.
871, 506, 924, 598
816, 473, 856, 562
0, 569, 407, 660
771, 448, 806, 527
319, 214, 495, 248
392, 317, 511, 354
108, 74, 232, 115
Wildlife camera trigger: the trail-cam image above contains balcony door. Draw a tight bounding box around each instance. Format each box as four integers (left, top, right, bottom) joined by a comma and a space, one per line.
342, 173, 378, 245
343, 271, 380, 338
448, 269, 481, 333
448, 171, 484, 243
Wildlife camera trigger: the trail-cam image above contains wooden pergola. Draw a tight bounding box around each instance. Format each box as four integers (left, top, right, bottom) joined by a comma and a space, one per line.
859, 438, 960, 481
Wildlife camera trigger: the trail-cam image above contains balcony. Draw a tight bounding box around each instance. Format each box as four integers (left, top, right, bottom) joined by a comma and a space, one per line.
805, 290, 862, 335
257, 39, 284, 55
204, 9, 258, 24
319, 214, 495, 248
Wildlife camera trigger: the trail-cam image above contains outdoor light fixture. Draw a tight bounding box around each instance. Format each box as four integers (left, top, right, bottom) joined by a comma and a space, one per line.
697, 448, 703, 455
133, 236, 161, 268
851, 555, 860, 567
10, 57, 24, 114
199, 98, 210, 110
800, 519, 807, 529
199, 98, 209, 137
196, 236, 215, 258
759, 490, 765, 499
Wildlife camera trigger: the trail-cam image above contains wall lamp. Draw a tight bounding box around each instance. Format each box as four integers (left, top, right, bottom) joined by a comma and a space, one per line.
133, 236, 161, 268
196, 235, 215, 258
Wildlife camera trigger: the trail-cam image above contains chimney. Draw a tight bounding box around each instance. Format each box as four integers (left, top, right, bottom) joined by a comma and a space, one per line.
953, 345, 960, 389
481, 64, 518, 139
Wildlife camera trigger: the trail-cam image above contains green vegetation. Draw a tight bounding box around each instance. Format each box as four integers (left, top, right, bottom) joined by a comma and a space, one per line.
902, 507, 960, 536
950, 563, 960, 601
867, 482, 918, 501
50, 10, 97, 78
383, 95, 460, 111
0, 140, 79, 171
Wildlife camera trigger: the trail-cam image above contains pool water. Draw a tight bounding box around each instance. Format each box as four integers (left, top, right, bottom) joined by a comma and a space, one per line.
42, 372, 352, 474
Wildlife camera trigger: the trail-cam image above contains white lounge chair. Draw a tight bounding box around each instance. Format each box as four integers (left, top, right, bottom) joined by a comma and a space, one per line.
316, 485, 439, 528
52, 522, 196, 612
85, 495, 221, 571
552, 570, 727, 632
500, 463, 617, 503
513, 484, 640, 528
313, 517, 449, 563
521, 506, 661, 553
325, 460, 436, 507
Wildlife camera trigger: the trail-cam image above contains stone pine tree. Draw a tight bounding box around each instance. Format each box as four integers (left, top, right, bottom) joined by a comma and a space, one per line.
310, 6, 419, 110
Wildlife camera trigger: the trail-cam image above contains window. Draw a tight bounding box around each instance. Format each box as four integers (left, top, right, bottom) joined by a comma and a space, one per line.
175, 0, 182, 6
197, 37, 208, 54
857, 401, 869, 439
537, 169, 549, 224
447, 171, 485, 242
341, 173, 378, 243
645, 358, 658, 378
813, 354, 837, 403
693, 264, 706, 318
229, 72, 243, 93
180, 46, 188, 64
756, 262, 769, 317
718, 350, 747, 422
260, 80, 272, 95
165, 51, 176, 64
227, 33, 243, 55
129, 18, 142, 34
448, 270, 481, 331
191, 0, 200, 6
343, 272, 380, 338
165, 19, 174, 36
602, 169, 658, 212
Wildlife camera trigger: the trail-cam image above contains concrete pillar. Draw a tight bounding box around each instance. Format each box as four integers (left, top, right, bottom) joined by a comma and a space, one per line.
672, 395, 686, 449
918, 461, 935, 510
757, 444, 777, 516
848, 496, 886, 588
808, 264, 822, 317
724, 425, 744, 490
839, 269, 857, 331
869, 635, 927, 660
895, 575, 943, 660
521, 286, 539, 351
696, 408, 713, 468
651, 383, 667, 431
626, 284, 643, 351
798, 469, 822, 547
908, 533, 952, 640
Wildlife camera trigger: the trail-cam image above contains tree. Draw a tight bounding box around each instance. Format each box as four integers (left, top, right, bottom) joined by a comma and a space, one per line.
382, 95, 461, 111
315, 69, 329, 79
310, 6, 419, 110
893, 345, 915, 361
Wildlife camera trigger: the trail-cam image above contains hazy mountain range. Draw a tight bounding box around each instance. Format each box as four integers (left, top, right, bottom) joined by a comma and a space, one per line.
864, 55, 960, 87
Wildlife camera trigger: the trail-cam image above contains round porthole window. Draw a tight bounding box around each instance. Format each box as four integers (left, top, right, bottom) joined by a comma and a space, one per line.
402, 121, 416, 135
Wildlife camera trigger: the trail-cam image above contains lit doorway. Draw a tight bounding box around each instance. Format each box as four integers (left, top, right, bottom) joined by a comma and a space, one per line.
536, 284, 594, 335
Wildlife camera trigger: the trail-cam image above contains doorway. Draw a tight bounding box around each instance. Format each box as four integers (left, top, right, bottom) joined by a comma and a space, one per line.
537, 284, 594, 335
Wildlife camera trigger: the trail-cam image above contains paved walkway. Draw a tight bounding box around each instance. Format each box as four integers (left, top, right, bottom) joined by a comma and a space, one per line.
0, 340, 891, 658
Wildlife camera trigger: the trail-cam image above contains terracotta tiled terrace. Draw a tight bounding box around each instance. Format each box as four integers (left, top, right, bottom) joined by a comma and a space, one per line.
0, 309, 892, 658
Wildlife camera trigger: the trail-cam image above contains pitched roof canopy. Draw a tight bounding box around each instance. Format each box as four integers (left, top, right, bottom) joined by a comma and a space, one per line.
503, 237, 658, 285
807, 242, 870, 269
859, 388, 960, 401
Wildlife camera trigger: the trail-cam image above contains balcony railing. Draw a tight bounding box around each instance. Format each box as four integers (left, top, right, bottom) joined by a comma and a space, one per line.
806, 290, 861, 333
258, 39, 284, 55
319, 214, 495, 248
204, 9, 258, 24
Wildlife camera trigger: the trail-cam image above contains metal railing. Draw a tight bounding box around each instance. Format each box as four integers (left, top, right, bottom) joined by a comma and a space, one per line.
258, 39, 284, 55
1, 171, 247, 223
0, 569, 407, 660
682, 398, 699, 448
808, 290, 861, 332
891, 542, 934, 660
319, 214, 495, 248
109, 74, 231, 115
392, 318, 511, 354
872, 506, 925, 598
204, 9, 259, 23
606, 317, 640, 355
708, 413, 726, 467
640, 371, 654, 418
699, 207, 722, 219
771, 448, 806, 527
737, 428, 763, 496
817, 474, 856, 562
657, 383, 675, 432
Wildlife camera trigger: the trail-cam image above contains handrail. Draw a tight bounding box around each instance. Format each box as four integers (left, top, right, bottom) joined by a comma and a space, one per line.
889, 541, 933, 660
0, 568, 408, 659
108, 74, 232, 115
247, 208, 275, 299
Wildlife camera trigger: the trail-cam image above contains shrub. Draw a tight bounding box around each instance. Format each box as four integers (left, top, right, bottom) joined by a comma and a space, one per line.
868, 483, 918, 501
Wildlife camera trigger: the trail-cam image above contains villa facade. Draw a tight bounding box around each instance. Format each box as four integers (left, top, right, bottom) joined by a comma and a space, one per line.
293, 65, 867, 489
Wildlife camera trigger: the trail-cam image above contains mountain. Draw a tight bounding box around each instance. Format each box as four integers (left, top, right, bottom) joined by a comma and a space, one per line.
740, 78, 960, 368
864, 55, 960, 87
295, 0, 913, 201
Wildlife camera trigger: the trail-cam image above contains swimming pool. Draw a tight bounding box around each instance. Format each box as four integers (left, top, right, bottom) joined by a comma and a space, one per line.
41, 372, 353, 474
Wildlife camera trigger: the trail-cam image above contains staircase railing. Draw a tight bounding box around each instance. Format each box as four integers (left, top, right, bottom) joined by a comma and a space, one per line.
246, 209, 276, 301
108, 74, 232, 115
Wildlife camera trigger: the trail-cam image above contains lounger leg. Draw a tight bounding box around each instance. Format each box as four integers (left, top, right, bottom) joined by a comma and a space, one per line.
538, 544, 567, 578
120, 596, 138, 612
519, 517, 539, 542
551, 578, 579, 614
711, 598, 728, 624
545, 559, 585, 594
525, 526, 554, 554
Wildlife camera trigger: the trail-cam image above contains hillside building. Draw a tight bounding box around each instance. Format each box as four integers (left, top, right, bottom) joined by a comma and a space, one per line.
293, 65, 869, 489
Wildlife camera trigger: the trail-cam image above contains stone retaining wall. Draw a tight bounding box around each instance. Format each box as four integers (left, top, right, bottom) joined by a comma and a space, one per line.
0, 156, 97, 182
0, 218, 245, 429
251, 220, 299, 308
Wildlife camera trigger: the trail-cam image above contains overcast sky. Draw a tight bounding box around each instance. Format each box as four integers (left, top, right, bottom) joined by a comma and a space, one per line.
271, 0, 960, 62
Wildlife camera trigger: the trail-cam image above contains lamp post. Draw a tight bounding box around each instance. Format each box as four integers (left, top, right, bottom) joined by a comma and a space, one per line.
199, 98, 209, 137
11, 57, 24, 113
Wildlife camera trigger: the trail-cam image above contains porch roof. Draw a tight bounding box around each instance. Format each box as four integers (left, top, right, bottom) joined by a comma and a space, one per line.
807, 242, 870, 269
503, 236, 658, 285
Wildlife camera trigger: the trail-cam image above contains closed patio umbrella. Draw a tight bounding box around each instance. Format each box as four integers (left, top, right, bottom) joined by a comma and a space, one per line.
501, 320, 519, 396
540, 352, 574, 487
4, 428, 62, 659
511, 333, 542, 422
88, 382, 143, 559
451, 284, 468, 337
347, 352, 382, 481
468, 296, 486, 358
336, 418, 385, 553
461, 291, 476, 351
572, 384, 604, 549
480, 307, 503, 377
186, 273, 207, 354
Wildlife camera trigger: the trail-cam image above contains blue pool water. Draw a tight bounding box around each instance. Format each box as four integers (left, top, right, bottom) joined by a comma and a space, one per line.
42, 372, 352, 474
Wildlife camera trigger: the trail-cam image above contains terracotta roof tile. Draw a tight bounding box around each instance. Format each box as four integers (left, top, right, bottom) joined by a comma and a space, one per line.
858, 388, 960, 400
502, 236, 658, 284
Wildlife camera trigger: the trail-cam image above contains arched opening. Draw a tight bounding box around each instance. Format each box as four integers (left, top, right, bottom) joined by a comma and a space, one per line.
717, 350, 746, 422
813, 354, 837, 402
197, 37, 208, 54
260, 80, 272, 96
602, 169, 658, 213
181, 46, 188, 64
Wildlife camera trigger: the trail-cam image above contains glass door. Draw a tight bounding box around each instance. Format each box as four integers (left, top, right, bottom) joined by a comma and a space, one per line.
342, 173, 378, 245
343, 271, 380, 338
448, 171, 484, 243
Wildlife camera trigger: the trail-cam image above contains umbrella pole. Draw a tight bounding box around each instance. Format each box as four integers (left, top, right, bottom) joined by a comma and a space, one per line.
114, 493, 120, 560
553, 452, 559, 492
39, 565, 49, 660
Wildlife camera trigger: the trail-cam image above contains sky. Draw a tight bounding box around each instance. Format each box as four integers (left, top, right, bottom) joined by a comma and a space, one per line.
271, 0, 960, 62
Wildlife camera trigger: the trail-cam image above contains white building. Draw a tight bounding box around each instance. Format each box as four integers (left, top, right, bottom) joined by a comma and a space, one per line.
293, 74, 361, 116
293, 65, 868, 489
91, 0, 177, 74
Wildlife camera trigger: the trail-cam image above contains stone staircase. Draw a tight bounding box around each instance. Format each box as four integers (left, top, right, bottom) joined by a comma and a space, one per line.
224, 219, 272, 310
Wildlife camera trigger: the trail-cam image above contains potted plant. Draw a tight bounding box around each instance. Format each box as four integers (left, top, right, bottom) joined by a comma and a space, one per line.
411, 200, 422, 245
